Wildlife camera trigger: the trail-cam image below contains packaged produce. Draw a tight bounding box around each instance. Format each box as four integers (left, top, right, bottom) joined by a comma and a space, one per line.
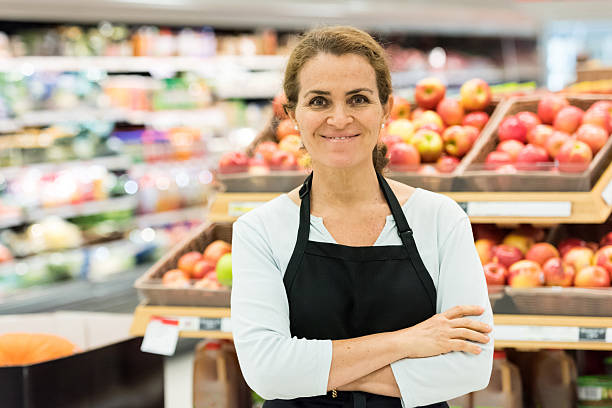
472, 351, 522, 408
578, 376, 612, 404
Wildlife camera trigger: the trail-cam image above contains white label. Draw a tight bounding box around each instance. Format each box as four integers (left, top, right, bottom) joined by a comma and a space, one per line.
221, 318, 232, 333
602, 179, 612, 206
607, 328, 612, 343
178, 316, 200, 331
578, 386, 603, 401
467, 201, 571, 217
140, 318, 179, 356
228, 201, 265, 217
494, 325, 579, 342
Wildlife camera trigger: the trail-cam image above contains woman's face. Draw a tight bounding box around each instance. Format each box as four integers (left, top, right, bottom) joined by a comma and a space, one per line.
290, 53, 390, 170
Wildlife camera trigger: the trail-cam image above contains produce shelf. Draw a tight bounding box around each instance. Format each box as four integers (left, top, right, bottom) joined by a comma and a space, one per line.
0, 155, 132, 180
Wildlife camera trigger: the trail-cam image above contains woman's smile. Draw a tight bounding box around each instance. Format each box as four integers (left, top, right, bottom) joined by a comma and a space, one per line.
320, 133, 361, 142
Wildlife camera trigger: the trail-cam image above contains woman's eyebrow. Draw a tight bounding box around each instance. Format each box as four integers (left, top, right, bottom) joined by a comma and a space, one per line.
304, 88, 374, 97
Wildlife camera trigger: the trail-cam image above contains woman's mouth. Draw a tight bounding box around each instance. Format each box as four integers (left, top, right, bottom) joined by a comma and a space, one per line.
321, 134, 360, 141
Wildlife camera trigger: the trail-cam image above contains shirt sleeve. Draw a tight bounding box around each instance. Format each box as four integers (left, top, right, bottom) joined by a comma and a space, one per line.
390, 216, 494, 407
230, 217, 333, 400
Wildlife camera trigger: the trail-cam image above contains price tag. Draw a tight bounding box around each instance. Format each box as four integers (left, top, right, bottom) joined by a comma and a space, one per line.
140, 317, 179, 356
494, 325, 579, 342
601, 179, 612, 206
606, 328, 612, 343
228, 201, 264, 217
466, 201, 571, 217
178, 316, 200, 331
579, 328, 607, 342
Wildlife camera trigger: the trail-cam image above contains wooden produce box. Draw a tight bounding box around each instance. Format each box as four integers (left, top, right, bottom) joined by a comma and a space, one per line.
455, 94, 612, 192
135, 222, 232, 307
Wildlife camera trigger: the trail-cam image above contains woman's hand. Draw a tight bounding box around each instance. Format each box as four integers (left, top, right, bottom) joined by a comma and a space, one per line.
398, 305, 491, 358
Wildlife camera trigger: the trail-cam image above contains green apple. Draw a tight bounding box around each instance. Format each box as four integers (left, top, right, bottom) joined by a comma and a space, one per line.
216, 253, 232, 287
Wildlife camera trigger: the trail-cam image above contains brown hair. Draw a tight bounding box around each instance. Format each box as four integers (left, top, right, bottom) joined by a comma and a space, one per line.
283, 26, 391, 173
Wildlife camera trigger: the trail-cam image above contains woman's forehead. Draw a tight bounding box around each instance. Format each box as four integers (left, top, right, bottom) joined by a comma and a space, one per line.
298, 53, 377, 95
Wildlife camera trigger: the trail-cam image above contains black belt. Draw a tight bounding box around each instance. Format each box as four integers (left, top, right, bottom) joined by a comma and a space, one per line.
326, 390, 367, 408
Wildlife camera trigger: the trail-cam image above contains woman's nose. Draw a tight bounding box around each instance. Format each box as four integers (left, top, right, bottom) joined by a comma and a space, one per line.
327, 104, 353, 128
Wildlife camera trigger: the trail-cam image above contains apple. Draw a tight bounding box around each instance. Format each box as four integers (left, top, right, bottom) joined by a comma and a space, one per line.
526, 242, 560, 266
483, 262, 507, 286
545, 130, 571, 159
279, 134, 302, 157
411, 129, 443, 162
178, 251, 204, 276
464, 125, 480, 145
498, 116, 528, 143
563, 247, 595, 273
497, 139, 525, 161
387, 142, 420, 170
589, 100, 612, 114
435, 155, 460, 173
503, 233, 534, 255
460, 78, 491, 111
575, 124, 608, 154
436, 98, 464, 126
277, 119, 297, 141
218, 151, 249, 174
554, 106, 585, 134
515, 225, 546, 242
390, 95, 411, 120
269, 150, 298, 170
216, 253, 233, 287
587, 241, 599, 252
558, 238, 588, 257
192, 259, 216, 280
557, 140, 593, 173
254, 141, 279, 163
574, 265, 610, 287
463, 111, 489, 131
475, 239, 496, 264
473, 224, 505, 244
162, 269, 190, 287
600, 232, 612, 248
411, 107, 425, 121
387, 119, 415, 143
419, 122, 445, 135
515, 144, 550, 171
194, 276, 223, 290
594, 245, 612, 279
493, 244, 524, 268
508, 260, 545, 288
418, 164, 438, 175
582, 106, 612, 133
442, 126, 472, 157
203, 240, 232, 264
414, 77, 446, 109
272, 92, 288, 119
414, 110, 445, 131
381, 133, 404, 148
537, 94, 569, 124
527, 124, 554, 148
515, 111, 542, 132
542, 257, 575, 287
485, 151, 513, 170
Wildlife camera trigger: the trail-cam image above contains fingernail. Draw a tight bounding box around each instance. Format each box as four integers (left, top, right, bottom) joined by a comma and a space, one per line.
476, 347, 482, 354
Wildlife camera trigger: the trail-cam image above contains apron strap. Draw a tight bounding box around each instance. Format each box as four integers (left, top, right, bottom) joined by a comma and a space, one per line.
283, 173, 313, 293
377, 172, 437, 313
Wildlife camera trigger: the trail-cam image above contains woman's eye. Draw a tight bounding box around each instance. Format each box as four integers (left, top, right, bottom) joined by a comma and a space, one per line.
350, 95, 370, 105
309, 96, 327, 107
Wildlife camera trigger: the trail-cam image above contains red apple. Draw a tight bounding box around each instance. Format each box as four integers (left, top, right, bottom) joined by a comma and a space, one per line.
464, 125, 480, 146
574, 265, 610, 287
473, 224, 505, 244
557, 140, 593, 173
269, 150, 298, 170
178, 251, 204, 276
418, 164, 438, 175
575, 124, 608, 154
390, 95, 412, 120
436, 98, 464, 126
503, 233, 534, 255
442, 126, 472, 158
554, 106, 584, 134
526, 242, 560, 266
545, 130, 571, 159
162, 269, 190, 287
218, 151, 249, 174
277, 119, 297, 141
563, 247, 595, 273
515, 225, 546, 243
582, 106, 612, 133
515, 111, 542, 133
203, 240, 232, 264
387, 142, 420, 170
194, 276, 223, 290
485, 151, 513, 170
483, 262, 508, 286
435, 155, 460, 173
498, 116, 528, 143
558, 238, 588, 257
272, 92, 288, 119
279, 134, 302, 157
493, 244, 524, 268
527, 124, 554, 148
593, 245, 612, 279
411, 107, 425, 121
508, 260, 545, 288
415, 77, 446, 109
589, 100, 612, 114
412, 129, 444, 162
419, 122, 445, 135
381, 133, 404, 148
476, 239, 496, 264
542, 257, 575, 287
537, 94, 569, 124
413, 110, 444, 131
460, 78, 491, 111
254, 141, 279, 163
497, 139, 525, 161
192, 259, 216, 280
515, 144, 550, 171
463, 111, 489, 131
248, 155, 270, 175
600, 232, 612, 248
387, 119, 415, 143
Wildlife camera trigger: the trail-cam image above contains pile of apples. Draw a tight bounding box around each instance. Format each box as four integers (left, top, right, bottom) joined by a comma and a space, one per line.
161, 240, 232, 289
383, 77, 492, 174
475, 224, 612, 288
485, 95, 612, 173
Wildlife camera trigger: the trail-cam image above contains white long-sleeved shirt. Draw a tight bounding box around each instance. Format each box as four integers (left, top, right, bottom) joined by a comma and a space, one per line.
230, 187, 494, 407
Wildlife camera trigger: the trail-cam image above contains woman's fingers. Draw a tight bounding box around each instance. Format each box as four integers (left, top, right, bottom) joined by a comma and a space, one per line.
450, 317, 492, 333
452, 328, 490, 344
448, 339, 483, 355
443, 305, 484, 320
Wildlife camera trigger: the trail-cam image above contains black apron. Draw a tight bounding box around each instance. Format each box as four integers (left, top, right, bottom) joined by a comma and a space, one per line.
263, 172, 449, 408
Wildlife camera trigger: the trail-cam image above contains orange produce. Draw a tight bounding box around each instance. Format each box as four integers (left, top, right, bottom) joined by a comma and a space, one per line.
203, 240, 232, 264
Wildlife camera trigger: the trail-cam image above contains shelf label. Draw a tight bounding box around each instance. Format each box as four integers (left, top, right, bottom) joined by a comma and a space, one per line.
579, 327, 607, 342
228, 201, 265, 217
199, 317, 232, 332
601, 179, 612, 206
178, 316, 200, 331
496, 325, 612, 343
141, 317, 179, 356
463, 201, 571, 217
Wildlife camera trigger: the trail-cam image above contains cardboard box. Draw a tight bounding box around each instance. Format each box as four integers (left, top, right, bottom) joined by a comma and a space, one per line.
0, 312, 164, 408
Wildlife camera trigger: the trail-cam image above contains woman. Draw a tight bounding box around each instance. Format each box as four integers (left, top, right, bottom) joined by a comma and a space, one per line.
231, 26, 493, 408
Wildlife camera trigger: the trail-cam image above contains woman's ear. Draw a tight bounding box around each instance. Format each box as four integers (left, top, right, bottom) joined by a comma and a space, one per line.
383, 96, 393, 124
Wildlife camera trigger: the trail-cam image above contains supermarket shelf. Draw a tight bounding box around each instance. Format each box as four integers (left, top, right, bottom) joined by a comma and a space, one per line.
25, 195, 138, 223
0, 155, 132, 180
391, 65, 541, 88
134, 206, 209, 228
